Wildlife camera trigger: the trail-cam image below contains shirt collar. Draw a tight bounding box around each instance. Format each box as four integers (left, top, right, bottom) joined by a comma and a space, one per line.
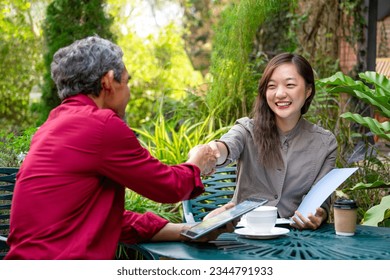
279, 117, 304, 144
62, 94, 98, 108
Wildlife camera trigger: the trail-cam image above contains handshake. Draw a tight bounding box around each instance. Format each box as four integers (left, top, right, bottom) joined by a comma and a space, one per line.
186, 141, 226, 176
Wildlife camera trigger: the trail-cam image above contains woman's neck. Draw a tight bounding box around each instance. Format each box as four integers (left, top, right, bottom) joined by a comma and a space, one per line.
276, 115, 301, 134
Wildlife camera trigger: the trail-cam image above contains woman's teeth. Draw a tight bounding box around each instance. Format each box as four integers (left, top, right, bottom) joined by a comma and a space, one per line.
276, 102, 291, 106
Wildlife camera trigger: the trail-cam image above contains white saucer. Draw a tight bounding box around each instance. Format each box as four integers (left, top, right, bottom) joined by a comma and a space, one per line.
237, 217, 292, 227
235, 227, 290, 240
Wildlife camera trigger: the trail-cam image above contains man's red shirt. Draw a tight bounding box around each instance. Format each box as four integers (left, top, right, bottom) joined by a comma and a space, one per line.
6, 94, 204, 259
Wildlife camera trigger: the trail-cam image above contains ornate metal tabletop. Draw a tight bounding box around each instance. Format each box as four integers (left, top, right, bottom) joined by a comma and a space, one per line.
136, 224, 390, 260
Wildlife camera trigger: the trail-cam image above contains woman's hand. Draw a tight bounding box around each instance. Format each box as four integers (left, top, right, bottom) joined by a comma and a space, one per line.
208, 140, 228, 166
290, 207, 327, 230
203, 202, 236, 220
187, 144, 217, 175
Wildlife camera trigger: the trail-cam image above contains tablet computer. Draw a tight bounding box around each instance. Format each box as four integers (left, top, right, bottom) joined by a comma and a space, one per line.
181, 197, 268, 240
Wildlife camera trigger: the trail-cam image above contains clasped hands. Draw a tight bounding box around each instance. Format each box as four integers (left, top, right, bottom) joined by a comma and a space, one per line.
186, 142, 221, 176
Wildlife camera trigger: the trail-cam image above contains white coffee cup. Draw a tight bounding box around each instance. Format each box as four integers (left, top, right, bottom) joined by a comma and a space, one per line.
246, 206, 277, 233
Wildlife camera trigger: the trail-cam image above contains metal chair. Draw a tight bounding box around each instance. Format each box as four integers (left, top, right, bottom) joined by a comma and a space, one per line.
0, 167, 18, 259
182, 165, 236, 223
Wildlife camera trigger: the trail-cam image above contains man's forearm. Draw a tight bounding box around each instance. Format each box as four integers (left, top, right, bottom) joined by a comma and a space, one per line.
150, 223, 189, 242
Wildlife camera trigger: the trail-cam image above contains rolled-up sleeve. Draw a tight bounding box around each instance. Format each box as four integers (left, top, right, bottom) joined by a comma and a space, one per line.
219, 121, 249, 167
119, 211, 169, 244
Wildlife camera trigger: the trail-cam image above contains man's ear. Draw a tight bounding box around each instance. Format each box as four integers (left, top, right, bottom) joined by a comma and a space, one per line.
101, 70, 115, 94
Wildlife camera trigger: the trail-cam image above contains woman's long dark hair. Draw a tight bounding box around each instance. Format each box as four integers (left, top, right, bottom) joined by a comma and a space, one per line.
252, 53, 315, 168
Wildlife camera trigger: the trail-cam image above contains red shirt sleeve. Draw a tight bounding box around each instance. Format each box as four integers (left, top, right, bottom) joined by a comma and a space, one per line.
119, 210, 169, 244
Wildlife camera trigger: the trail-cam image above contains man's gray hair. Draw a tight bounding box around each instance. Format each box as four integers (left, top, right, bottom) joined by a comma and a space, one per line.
51, 36, 124, 100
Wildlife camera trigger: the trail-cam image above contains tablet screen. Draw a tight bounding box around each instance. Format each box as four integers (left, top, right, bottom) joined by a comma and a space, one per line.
181, 197, 268, 240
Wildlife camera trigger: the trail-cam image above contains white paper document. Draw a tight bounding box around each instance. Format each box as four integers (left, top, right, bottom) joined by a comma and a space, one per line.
294, 167, 359, 221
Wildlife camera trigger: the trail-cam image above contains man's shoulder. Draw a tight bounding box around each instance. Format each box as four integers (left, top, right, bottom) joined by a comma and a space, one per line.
51, 101, 125, 132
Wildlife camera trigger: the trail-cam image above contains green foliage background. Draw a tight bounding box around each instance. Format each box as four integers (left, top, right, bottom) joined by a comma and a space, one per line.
317, 72, 390, 226
119, 23, 205, 127
0, 0, 42, 128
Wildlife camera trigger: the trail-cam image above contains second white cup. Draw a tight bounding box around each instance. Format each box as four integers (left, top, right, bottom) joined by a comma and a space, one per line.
246, 206, 277, 233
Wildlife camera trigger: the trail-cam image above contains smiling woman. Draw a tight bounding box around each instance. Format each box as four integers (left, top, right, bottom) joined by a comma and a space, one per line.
204, 53, 337, 231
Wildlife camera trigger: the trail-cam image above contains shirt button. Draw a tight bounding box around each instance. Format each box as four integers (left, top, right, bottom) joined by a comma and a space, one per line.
274, 195, 278, 199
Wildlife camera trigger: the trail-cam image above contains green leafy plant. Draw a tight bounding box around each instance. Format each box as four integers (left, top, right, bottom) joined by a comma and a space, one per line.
133, 114, 228, 165
0, 127, 37, 167
321, 71, 389, 140
0, 0, 42, 127
361, 196, 390, 227
318, 71, 390, 227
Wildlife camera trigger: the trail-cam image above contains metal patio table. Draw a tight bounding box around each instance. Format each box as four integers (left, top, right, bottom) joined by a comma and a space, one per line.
133, 223, 390, 260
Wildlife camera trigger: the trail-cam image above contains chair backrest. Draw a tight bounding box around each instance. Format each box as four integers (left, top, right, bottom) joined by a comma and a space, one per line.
0, 167, 18, 259
182, 165, 236, 223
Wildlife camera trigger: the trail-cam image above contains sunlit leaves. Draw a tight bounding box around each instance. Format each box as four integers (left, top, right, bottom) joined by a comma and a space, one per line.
362, 196, 390, 226
119, 23, 204, 127
0, 0, 42, 127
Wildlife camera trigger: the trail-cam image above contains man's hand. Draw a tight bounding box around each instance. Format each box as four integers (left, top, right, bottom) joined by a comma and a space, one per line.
180, 221, 236, 243
182, 202, 237, 242
291, 207, 327, 230
151, 203, 237, 243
